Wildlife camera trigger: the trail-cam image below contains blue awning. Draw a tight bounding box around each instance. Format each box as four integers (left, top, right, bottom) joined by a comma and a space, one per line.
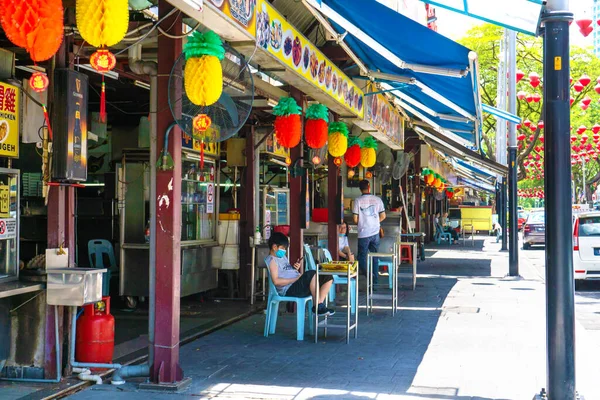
306, 0, 483, 148
482, 104, 521, 124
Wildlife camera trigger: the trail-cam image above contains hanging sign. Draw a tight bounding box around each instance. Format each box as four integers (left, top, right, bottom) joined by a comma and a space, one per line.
256, 1, 364, 118
207, 183, 214, 213
0, 218, 16, 239
0, 82, 20, 158
208, 0, 257, 36
361, 83, 404, 150
260, 131, 290, 159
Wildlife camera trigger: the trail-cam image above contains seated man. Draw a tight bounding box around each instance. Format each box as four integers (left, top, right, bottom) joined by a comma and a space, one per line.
266, 232, 335, 316
442, 212, 459, 242
338, 222, 355, 262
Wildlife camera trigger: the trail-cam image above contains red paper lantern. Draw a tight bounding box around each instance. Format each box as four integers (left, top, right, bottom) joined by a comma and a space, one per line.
577, 18, 593, 30
538, 121, 544, 129
577, 125, 587, 134
532, 93, 541, 103
524, 120, 532, 127
594, 84, 600, 94
529, 135, 535, 142
516, 70, 525, 82
29, 72, 49, 93
344, 144, 361, 168
529, 71, 540, 85
593, 124, 600, 134
305, 119, 328, 149
90, 49, 117, 73
540, 137, 544, 143
526, 94, 534, 103
517, 91, 527, 100
574, 82, 585, 92
530, 124, 537, 132
580, 25, 593, 37
274, 114, 302, 148
582, 96, 592, 106
193, 114, 211, 132
517, 123, 522, 130
581, 136, 588, 144
0, 0, 64, 62
571, 136, 577, 143
570, 96, 575, 106
517, 134, 526, 141
581, 103, 590, 111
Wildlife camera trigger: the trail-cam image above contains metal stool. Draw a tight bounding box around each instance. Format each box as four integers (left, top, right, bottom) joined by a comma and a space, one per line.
367, 251, 398, 316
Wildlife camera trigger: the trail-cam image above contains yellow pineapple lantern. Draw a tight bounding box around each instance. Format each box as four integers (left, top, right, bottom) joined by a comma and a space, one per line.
360, 137, 378, 168
77, 0, 129, 122
328, 122, 349, 158
184, 31, 226, 106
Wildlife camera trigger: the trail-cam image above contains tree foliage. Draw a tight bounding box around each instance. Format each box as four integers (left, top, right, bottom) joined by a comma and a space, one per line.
459, 24, 600, 201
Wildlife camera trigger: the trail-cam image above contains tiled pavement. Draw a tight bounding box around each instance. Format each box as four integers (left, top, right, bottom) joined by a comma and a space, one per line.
61, 237, 600, 399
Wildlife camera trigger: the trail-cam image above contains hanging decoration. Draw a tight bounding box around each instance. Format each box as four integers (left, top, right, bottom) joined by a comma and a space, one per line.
344, 136, 362, 168
183, 30, 226, 108
576, 18, 593, 37
574, 82, 585, 92
273, 97, 302, 149
360, 137, 378, 168
592, 124, 600, 134
328, 122, 349, 158
526, 94, 534, 103
304, 103, 329, 149
192, 114, 212, 168
538, 121, 544, 130
529, 72, 540, 88
577, 125, 587, 135
532, 93, 541, 103
579, 74, 592, 87
516, 70, 525, 82
77, 0, 130, 122
570, 96, 575, 106
517, 91, 527, 100
29, 72, 49, 93
1, 0, 64, 62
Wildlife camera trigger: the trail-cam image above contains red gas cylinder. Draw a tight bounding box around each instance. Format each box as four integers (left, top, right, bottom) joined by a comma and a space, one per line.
76, 296, 115, 364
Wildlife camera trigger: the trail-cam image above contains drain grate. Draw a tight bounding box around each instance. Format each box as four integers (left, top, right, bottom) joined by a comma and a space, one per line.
441, 306, 480, 314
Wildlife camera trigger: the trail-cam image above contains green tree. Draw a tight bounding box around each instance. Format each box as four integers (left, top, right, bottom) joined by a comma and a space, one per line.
459, 24, 600, 202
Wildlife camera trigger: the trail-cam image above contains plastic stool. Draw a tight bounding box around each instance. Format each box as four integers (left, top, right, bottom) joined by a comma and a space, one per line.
400, 245, 413, 264
379, 258, 395, 289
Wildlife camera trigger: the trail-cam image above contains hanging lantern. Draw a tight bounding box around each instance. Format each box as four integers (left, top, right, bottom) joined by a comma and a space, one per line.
580, 74, 592, 87
581, 25, 594, 37
347, 169, 355, 178
529, 124, 537, 132
304, 103, 329, 149
535, 146, 541, 153
581, 102, 590, 111
328, 122, 349, 157
540, 137, 545, 143
77, 0, 129, 48
532, 93, 541, 103
538, 121, 544, 130
524, 161, 530, 167
529, 72, 540, 87
333, 157, 343, 167
574, 82, 585, 92
524, 120, 532, 127
593, 125, 600, 134
29, 72, 49, 93
365, 171, 373, 179
183, 31, 225, 108
570, 96, 575, 106
273, 97, 302, 149
344, 136, 363, 168
517, 134, 526, 141
517, 123, 522, 130
583, 96, 592, 106
90, 49, 117, 73
1, 0, 64, 62
192, 114, 212, 168
577, 125, 587, 134
526, 94, 534, 103
360, 137, 378, 168
433, 177, 442, 188
594, 84, 600, 94
571, 136, 577, 143
529, 135, 535, 142
516, 70, 525, 82
517, 91, 527, 100
581, 136, 588, 144
573, 145, 580, 152
312, 155, 321, 165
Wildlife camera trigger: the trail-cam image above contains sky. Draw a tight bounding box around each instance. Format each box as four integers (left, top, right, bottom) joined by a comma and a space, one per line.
435, 0, 595, 48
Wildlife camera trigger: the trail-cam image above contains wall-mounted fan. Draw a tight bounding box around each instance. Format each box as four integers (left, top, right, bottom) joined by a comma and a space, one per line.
392, 152, 411, 180
168, 42, 253, 145
374, 148, 394, 184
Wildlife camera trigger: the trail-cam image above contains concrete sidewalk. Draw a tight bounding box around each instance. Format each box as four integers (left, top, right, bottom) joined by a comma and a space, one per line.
65, 237, 600, 400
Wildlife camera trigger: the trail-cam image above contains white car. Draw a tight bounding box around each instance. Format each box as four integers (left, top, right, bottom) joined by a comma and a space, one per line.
573, 212, 600, 281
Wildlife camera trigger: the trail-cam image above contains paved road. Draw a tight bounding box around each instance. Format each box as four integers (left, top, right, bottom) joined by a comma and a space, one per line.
520, 242, 600, 344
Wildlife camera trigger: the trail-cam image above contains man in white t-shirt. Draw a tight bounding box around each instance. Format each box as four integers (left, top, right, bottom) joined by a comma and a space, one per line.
353, 180, 386, 284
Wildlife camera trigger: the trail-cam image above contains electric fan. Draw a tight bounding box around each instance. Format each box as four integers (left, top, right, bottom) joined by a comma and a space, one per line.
392, 152, 411, 180
374, 148, 394, 184
168, 43, 254, 143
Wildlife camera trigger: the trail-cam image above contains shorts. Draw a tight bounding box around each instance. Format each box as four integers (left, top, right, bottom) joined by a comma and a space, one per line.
285, 270, 333, 298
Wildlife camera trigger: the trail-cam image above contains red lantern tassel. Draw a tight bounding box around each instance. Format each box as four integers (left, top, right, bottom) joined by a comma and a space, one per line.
100, 77, 107, 123
200, 139, 204, 170
42, 105, 53, 140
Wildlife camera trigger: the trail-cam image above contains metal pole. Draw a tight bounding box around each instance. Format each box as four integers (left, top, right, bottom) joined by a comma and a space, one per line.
542, 2, 576, 398
501, 178, 508, 250
582, 160, 586, 203
507, 29, 519, 276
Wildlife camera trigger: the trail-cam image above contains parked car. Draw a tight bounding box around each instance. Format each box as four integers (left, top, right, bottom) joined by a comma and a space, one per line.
523, 211, 545, 249
518, 211, 529, 230
573, 212, 600, 281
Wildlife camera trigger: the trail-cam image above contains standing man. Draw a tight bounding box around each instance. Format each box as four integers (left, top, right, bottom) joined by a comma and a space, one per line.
353, 180, 386, 285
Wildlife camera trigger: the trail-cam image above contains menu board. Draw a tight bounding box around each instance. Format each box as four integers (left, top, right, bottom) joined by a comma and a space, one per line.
364, 83, 404, 150
208, 0, 257, 36
0, 82, 20, 158
255, 1, 364, 118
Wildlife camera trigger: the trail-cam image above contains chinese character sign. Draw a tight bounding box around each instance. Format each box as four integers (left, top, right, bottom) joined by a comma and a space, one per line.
0, 82, 20, 158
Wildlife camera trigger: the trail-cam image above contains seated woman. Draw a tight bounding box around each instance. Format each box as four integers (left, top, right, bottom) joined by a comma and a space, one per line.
267, 232, 335, 316
338, 222, 355, 262
442, 212, 459, 242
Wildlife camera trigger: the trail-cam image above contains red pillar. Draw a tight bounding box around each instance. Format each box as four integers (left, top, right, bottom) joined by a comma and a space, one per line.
289, 88, 304, 261
327, 155, 339, 261
151, 0, 184, 384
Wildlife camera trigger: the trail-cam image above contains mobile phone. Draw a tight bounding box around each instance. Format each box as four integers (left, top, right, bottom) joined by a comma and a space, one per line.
296, 256, 304, 264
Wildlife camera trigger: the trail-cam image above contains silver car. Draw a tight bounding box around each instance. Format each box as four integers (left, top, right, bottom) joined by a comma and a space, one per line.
523, 211, 545, 249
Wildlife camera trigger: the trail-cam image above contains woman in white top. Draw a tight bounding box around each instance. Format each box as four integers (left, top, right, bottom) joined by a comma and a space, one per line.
338, 222, 355, 262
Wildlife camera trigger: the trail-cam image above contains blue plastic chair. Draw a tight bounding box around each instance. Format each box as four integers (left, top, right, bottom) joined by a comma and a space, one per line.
263, 256, 314, 341
321, 248, 357, 314
88, 239, 118, 296
434, 223, 452, 245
